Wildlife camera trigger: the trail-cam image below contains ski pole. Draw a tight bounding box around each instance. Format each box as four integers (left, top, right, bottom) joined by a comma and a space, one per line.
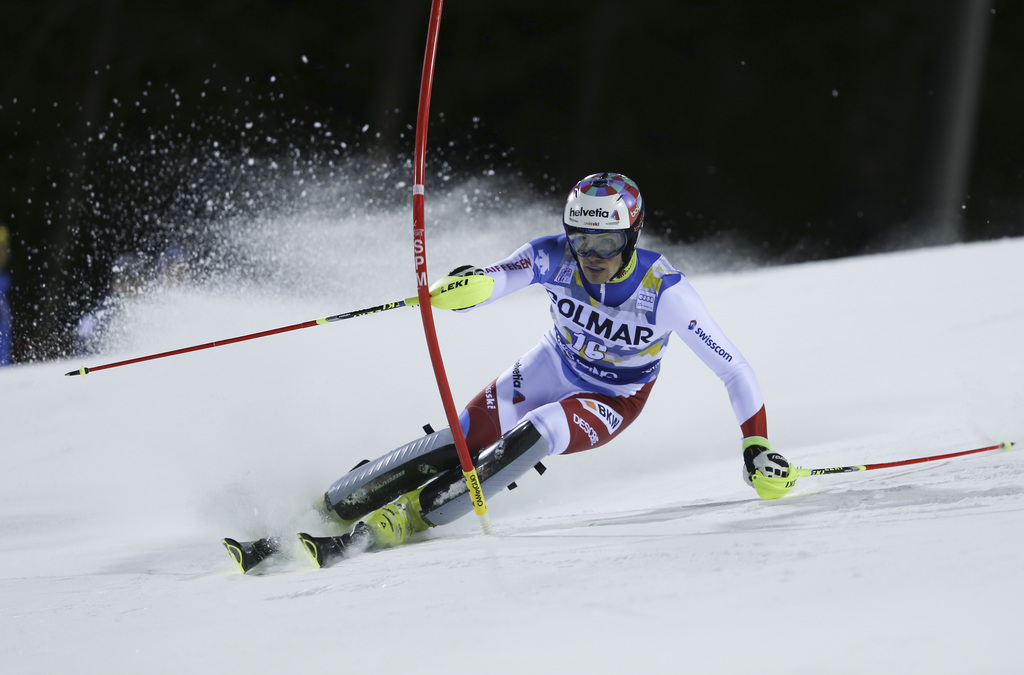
792, 439, 1015, 478
64, 274, 494, 377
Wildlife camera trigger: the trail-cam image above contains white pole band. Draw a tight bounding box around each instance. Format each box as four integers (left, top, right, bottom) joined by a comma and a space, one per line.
413, 184, 425, 195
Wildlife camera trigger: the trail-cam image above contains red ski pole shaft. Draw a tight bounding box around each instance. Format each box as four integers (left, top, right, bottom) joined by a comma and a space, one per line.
793, 440, 1015, 477
64, 295, 419, 377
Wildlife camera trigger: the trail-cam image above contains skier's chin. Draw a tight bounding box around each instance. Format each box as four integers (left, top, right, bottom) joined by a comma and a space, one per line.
581, 264, 614, 284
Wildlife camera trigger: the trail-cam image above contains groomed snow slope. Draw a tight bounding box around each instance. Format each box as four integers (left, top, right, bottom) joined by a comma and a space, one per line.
2, 230, 1022, 674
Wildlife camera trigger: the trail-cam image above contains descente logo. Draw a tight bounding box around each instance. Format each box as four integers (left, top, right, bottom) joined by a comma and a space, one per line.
573, 413, 600, 446
569, 207, 610, 218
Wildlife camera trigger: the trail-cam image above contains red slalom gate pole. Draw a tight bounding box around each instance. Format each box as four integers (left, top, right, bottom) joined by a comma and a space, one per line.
411, 0, 492, 533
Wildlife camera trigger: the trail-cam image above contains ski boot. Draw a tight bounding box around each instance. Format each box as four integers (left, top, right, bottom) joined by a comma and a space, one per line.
360, 488, 431, 549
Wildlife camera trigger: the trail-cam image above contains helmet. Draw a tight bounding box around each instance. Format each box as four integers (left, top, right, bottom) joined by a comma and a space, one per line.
562, 172, 645, 261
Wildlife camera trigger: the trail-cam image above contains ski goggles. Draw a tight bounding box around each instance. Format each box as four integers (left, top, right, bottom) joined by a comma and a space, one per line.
565, 229, 628, 259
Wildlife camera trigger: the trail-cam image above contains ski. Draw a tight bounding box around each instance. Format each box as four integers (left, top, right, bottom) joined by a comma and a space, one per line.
221, 536, 281, 573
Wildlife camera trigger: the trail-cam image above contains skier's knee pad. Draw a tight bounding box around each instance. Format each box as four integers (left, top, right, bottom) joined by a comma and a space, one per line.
325, 427, 459, 521
420, 420, 549, 526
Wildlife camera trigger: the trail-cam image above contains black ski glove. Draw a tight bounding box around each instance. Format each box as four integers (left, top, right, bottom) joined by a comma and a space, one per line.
447, 265, 485, 277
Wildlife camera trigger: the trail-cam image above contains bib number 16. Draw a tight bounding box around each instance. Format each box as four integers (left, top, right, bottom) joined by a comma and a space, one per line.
571, 332, 608, 361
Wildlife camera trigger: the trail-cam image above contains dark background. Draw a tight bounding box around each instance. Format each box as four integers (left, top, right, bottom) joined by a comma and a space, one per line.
2, 1, 1022, 362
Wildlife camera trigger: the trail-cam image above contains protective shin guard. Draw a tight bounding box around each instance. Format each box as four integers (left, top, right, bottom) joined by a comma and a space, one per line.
420, 420, 549, 527
324, 428, 460, 521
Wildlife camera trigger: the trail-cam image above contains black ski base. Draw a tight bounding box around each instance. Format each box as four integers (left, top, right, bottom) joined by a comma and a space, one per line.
222, 536, 280, 573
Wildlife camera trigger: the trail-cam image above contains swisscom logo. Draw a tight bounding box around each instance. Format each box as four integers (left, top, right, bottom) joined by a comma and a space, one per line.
688, 320, 733, 362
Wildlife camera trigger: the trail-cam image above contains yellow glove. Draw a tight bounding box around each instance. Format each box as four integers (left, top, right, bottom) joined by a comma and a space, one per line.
428, 266, 494, 310
742, 437, 796, 500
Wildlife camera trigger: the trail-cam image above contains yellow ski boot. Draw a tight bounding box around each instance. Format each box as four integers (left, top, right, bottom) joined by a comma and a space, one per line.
359, 488, 431, 549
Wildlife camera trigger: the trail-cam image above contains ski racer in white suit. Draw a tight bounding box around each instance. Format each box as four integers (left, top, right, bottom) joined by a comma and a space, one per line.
323, 172, 793, 551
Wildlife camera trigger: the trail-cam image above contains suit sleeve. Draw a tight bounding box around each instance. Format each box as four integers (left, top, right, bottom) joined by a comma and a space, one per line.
470, 236, 567, 307
657, 278, 767, 437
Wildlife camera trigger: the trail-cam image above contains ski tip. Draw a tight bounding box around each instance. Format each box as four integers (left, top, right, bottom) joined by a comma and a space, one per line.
221, 538, 249, 574
297, 531, 356, 568
222, 536, 280, 574
297, 532, 324, 568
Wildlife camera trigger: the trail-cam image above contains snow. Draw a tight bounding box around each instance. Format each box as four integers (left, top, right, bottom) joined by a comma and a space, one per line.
2, 211, 1022, 673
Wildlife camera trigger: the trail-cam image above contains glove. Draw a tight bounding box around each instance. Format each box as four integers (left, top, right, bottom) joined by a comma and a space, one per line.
427, 265, 494, 310
448, 265, 485, 277
742, 436, 795, 500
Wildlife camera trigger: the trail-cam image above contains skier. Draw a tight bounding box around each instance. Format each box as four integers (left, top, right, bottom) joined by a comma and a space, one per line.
317, 172, 793, 559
